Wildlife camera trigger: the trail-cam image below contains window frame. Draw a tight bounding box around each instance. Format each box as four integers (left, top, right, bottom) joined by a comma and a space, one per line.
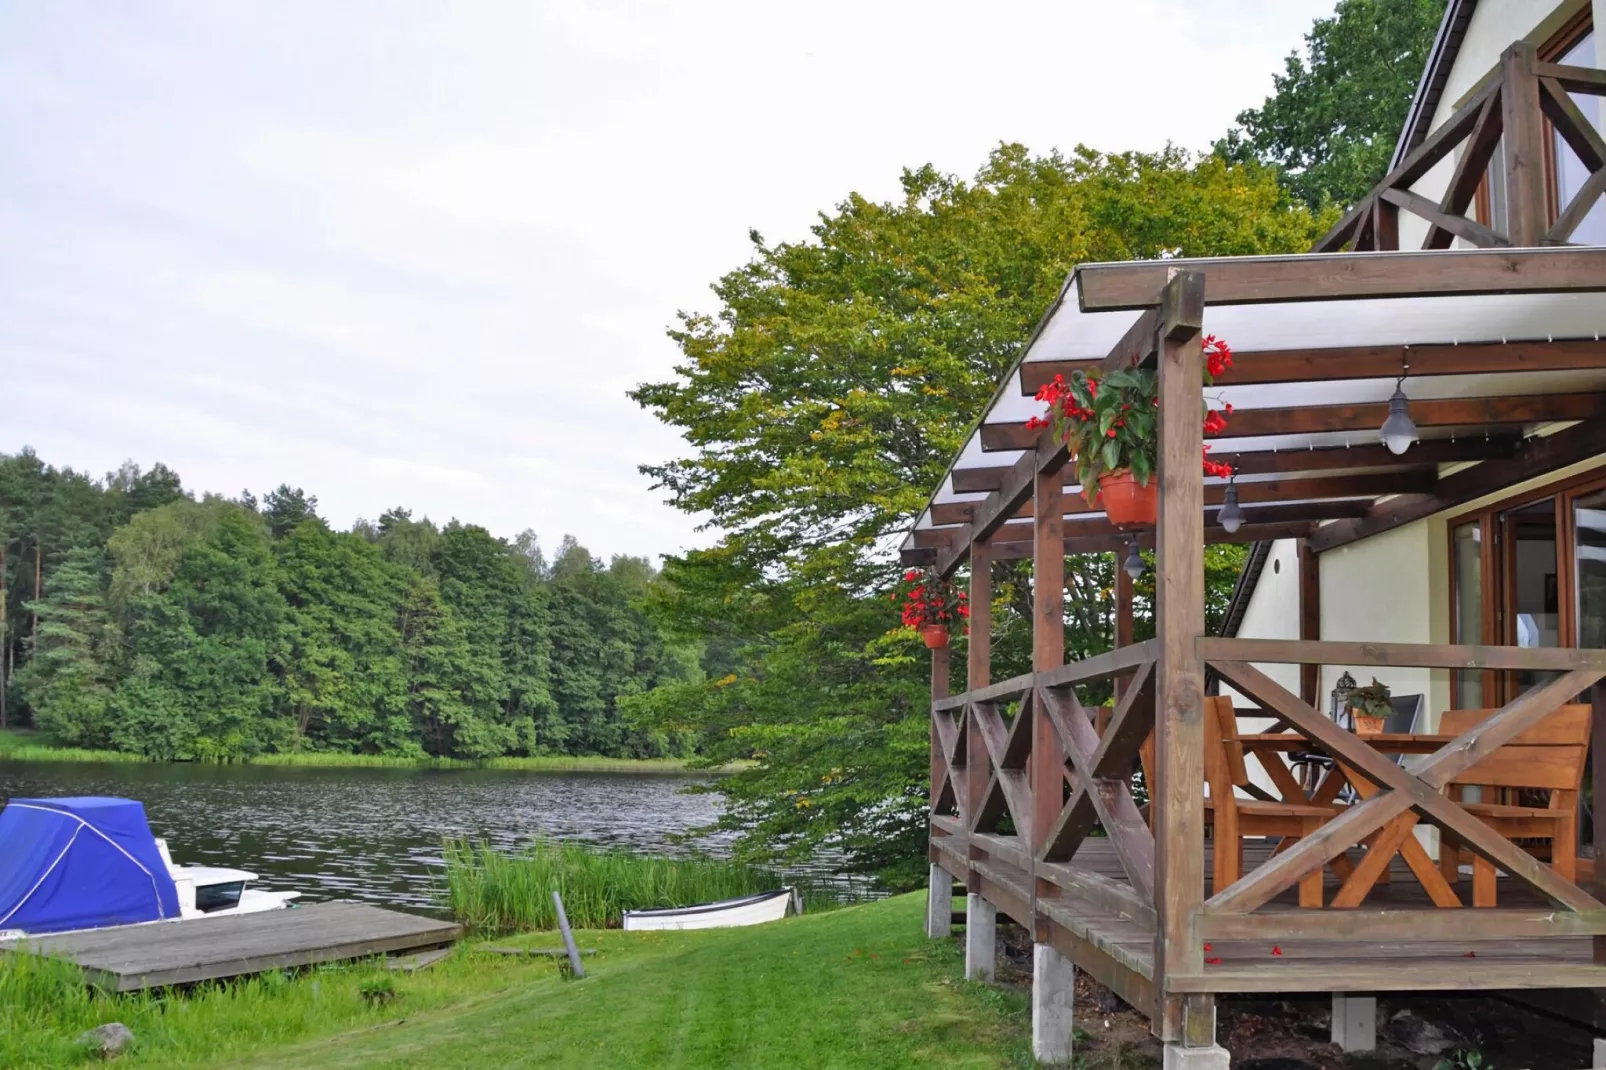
1446, 465, 1606, 707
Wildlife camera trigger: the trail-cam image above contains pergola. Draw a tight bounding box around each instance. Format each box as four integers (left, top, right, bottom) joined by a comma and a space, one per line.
910, 246, 1606, 1064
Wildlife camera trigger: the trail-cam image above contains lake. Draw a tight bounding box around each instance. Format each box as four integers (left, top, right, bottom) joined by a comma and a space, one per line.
0, 760, 860, 913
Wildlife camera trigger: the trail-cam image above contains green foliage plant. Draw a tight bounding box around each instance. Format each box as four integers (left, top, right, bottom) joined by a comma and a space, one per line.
1349, 677, 1393, 719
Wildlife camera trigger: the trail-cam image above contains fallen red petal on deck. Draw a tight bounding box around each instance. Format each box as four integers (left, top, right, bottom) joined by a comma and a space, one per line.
1271, 946, 1283, 956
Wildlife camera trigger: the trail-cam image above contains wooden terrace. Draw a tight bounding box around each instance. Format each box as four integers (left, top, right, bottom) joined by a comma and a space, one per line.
907, 246, 1606, 1064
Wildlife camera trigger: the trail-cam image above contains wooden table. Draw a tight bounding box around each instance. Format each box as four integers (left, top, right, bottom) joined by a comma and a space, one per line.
1236, 732, 1465, 908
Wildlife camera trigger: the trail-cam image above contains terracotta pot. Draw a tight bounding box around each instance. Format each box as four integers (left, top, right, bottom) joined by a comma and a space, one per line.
1352, 710, 1387, 735
1098, 468, 1157, 530
920, 624, 950, 650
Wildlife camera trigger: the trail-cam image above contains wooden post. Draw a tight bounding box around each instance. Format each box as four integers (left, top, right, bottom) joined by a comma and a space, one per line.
1298, 539, 1320, 707
551, 891, 586, 979
931, 644, 950, 813
1153, 270, 1207, 998
1032, 468, 1065, 854
1501, 42, 1546, 247
967, 542, 993, 821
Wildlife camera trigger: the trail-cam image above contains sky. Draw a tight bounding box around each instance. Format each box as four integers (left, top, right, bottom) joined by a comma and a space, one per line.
0, 0, 1339, 562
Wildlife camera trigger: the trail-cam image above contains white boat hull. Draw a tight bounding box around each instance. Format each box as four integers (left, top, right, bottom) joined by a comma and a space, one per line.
622, 888, 795, 931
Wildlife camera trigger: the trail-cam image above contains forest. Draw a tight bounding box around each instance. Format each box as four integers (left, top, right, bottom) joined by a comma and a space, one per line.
0, 450, 699, 761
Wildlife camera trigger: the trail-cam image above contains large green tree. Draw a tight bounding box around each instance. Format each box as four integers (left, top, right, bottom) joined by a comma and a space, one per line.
1216, 0, 1447, 210
629, 144, 1331, 887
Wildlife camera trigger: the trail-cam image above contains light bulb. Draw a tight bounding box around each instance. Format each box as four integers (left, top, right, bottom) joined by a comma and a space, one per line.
1123, 541, 1144, 581
1379, 386, 1418, 456
1217, 481, 1245, 534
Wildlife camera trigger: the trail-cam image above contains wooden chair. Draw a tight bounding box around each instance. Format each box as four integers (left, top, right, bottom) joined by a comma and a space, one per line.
1138, 696, 1337, 907
1436, 704, 1591, 907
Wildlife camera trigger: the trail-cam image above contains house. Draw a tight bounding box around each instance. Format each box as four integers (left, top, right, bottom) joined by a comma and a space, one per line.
902, 2, 1606, 1066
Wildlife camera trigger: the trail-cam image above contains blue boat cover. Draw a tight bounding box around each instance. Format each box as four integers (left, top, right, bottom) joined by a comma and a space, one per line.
0, 797, 180, 935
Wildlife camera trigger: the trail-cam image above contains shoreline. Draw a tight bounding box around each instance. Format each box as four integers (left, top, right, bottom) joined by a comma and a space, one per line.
0, 731, 732, 775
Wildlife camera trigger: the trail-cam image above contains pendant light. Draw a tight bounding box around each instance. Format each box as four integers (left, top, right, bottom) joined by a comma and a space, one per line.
1379, 354, 1418, 456
1123, 539, 1144, 582
1217, 474, 1246, 534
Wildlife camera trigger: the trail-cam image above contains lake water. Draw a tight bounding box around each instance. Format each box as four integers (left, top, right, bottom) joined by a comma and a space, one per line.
0, 760, 860, 913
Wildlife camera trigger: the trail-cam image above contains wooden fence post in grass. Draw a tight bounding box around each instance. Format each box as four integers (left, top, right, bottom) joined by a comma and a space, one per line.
552, 891, 586, 979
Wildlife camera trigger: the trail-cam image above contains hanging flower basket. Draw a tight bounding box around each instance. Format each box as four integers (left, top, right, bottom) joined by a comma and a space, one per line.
1098, 469, 1158, 531
893, 568, 968, 643
1027, 335, 1235, 531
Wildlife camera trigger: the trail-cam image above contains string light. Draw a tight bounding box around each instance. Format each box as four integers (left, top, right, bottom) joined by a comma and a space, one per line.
1123, 538, 1144, 582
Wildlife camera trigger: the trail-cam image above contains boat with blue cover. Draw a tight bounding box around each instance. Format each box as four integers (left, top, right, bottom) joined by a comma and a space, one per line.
0, 796, 298, 939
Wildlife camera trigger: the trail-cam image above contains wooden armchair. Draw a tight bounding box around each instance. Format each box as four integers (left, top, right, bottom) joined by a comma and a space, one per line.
1436, 704, 1591, 907
1138, 696, 1337, 907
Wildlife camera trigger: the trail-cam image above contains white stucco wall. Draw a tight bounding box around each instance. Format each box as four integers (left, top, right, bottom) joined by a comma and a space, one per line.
1318, 522, 1452, 727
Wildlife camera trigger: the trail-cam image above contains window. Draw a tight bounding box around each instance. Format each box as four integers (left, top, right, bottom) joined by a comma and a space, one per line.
1475, 12, 1600, 241
1449, 470, 1606, 707
1548, 27, 1603, 242
194, 881, 245, 913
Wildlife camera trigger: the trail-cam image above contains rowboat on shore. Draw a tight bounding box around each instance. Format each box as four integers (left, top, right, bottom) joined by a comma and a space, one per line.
621, 887, 797, 931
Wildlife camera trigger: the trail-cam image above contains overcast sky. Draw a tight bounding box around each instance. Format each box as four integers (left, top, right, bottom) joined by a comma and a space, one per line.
0, 0, 1338, 562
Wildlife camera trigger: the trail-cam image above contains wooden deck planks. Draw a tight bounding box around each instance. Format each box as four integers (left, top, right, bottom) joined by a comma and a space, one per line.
0, 901, 462, 991
943, 831, 1606, 993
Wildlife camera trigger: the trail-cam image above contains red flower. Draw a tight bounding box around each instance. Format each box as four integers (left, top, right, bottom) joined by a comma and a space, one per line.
1271, 946, 1283, 957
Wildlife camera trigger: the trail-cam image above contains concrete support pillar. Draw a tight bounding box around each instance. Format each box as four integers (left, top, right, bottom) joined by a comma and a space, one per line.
1331, 994, 1376, 1052
963, 893, 995, 981
1163, 1045, 1230, 1069
1031, 942, 1076, 1064
924, 864, 952, 939
1164, 995, 1229, 1069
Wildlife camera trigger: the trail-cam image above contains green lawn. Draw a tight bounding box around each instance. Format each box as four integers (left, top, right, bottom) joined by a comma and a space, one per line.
5, 894, 1030, 1069
233, 894, 1029, 1070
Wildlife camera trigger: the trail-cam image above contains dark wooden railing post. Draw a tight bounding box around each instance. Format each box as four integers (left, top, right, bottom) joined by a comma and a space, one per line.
1298, 539, 1321, 707
1032, 466, 1066, 855
1502, 41, 1547, 247
1153, 270, 1208, 1004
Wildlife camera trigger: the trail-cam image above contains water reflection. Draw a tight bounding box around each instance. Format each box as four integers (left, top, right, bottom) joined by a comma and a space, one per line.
0, 761, 859, 912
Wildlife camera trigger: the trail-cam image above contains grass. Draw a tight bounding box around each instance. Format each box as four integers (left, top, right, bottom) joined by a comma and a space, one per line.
3, 893, 1032, 1068
0, 729, 721, 774
442, 838, 842, 932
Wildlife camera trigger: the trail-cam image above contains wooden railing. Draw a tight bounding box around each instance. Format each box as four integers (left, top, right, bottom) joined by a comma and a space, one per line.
931, 636, 1606, 994
1314, 43, 1606, 252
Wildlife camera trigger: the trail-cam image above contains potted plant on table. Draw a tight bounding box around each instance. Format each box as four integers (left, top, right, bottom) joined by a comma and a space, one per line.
1348, 678, 1393, 735
895, 568, 969, 649
1027, 335, 1235, 529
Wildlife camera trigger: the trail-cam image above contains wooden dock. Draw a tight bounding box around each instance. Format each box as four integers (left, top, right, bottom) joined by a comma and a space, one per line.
0, 901, 462, 991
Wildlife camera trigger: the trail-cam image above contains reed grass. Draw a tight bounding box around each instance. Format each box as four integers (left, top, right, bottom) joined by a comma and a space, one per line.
0, 730, 720, 774
442, 838, 842, 933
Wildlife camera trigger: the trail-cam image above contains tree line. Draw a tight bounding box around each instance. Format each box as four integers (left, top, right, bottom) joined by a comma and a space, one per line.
0, 449, 699, 760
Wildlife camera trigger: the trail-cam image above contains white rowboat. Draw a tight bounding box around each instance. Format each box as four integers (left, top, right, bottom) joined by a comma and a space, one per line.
621, 888, 797, 931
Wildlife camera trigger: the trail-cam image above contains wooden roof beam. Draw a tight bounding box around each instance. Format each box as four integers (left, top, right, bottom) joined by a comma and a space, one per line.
950, 436, 1515, 493
1020, 339, 1606, 395
981, 391, 1606, 451
1076, 246, 1606, 312
1309, 418, 1606, 551
929, 472, 1433, 527
914, 500, 1374, 550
